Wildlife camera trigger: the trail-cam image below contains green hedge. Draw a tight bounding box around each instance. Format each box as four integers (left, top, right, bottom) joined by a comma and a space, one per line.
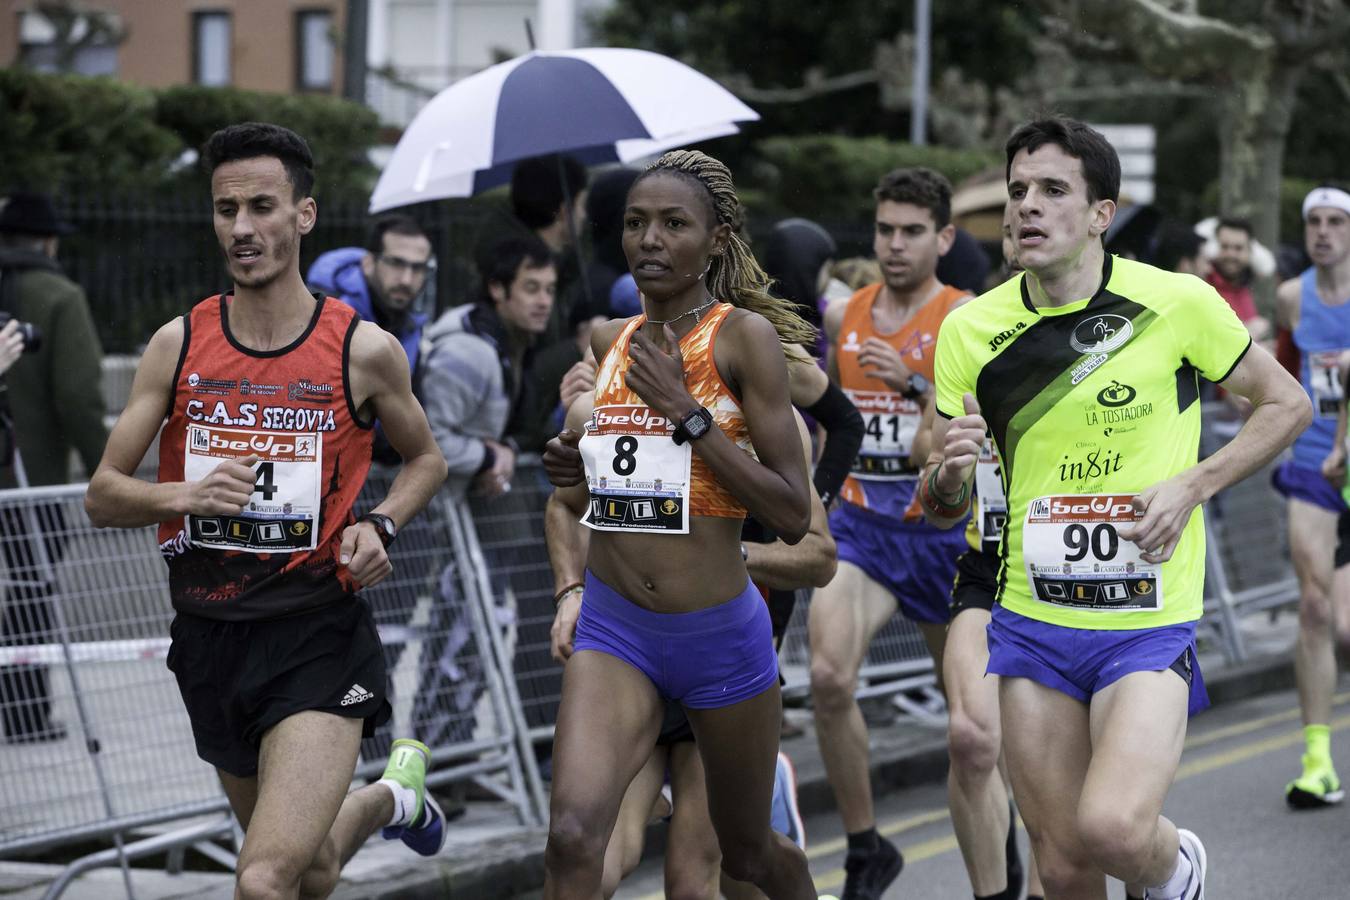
0, 69, 379, 198
744, 134, 1001, 223
0, 68, 181, 190
157, 85, 380, 199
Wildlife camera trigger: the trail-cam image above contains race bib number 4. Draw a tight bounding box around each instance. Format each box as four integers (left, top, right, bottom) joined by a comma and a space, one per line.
1309, 350, 1346, 417
579, 406, 692, 534
974, 440, 1006, 547
849, 390, 920, 480
183, 424, 322, 553
1022, 494, 1160, 611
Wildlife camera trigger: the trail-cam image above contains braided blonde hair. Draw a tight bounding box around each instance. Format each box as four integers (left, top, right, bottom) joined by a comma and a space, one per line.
637, 150, 817, 351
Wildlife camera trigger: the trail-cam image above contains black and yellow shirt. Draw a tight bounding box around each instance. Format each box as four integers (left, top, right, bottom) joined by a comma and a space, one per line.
934, 255, 1251, 629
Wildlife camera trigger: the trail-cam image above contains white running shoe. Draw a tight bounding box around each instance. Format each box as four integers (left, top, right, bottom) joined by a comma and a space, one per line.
1145, 828, 1206, 900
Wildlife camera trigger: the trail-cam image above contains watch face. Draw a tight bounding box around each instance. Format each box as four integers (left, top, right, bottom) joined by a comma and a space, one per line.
687, 412, 710, 437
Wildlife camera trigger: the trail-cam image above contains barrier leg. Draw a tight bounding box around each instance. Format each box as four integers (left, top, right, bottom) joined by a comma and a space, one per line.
1204, 515, 1248, 664
450, 500, 549, 826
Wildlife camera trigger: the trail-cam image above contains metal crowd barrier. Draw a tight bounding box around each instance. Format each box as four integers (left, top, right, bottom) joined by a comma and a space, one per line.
0, 483, 235, 898
352, 466, 541, 821
0, 467, 540, 898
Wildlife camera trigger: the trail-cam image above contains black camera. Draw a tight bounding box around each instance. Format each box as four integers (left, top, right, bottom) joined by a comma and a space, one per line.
0, 312, 41, 353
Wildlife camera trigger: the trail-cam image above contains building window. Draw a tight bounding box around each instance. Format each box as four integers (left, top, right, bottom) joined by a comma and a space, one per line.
193, 12, 232, 86
296, 10, 335, 92
18, 10, 120, 76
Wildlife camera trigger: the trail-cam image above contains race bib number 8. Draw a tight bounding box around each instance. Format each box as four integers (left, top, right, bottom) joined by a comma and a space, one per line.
579, 414, 692, 534
1309, 350, 1346, 418
183, 424, 322, 553
1022, 494, 1160, 611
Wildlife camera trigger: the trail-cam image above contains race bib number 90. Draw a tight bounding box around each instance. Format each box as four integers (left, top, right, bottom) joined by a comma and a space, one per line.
1022, 494, 1160, 611
579, 406, 692, 534
183, 424, 322, 553
849, 390, 920, 480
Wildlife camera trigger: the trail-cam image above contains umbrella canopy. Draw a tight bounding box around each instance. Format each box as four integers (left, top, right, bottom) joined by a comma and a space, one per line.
369, 47, 758, 213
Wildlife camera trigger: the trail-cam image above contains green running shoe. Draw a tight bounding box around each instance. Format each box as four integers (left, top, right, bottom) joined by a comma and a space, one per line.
1286, 754, 1344, 809
380, 739, 447, 855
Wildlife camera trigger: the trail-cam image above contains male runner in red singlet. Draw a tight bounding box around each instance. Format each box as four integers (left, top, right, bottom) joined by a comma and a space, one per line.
85, 123, 449, 899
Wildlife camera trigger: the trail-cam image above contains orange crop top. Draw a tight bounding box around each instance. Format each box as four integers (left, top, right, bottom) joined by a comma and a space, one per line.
585, 302, 752, 524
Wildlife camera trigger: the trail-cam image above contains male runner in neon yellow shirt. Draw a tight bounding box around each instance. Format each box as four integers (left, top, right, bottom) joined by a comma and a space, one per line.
924, 117, 1309, 900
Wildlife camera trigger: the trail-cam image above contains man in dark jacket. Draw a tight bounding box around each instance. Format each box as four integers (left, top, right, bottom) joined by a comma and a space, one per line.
0, 190, 107, 743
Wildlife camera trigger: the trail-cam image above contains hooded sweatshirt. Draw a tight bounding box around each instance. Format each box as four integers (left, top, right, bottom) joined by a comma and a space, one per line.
419, 304, 521, 499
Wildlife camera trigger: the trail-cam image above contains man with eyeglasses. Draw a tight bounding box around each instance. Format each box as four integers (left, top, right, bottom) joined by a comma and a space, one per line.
309, 214, 434, 378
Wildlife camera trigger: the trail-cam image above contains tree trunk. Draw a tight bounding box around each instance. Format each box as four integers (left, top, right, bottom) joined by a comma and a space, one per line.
1217, 61, 1303, 252
1216, 59, 1304, 308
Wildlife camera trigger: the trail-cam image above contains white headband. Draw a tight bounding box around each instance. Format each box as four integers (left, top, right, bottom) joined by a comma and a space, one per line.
1303, 187, 1350, 220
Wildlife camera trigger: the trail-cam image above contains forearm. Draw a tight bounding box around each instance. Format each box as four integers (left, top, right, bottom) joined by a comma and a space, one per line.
802, 381, 863, 504
365, 450, 447, 529
747, 533, 836, 590
1189, 394, 1309, 502
545, 491, 590, 592
1334, 402, 1349, 462
86, 469, 187, 528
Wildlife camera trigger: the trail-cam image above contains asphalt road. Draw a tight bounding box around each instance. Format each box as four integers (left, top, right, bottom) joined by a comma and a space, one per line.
616, 685, 1350, 899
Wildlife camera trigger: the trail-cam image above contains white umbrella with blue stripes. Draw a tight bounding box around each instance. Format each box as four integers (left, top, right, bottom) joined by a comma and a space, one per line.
368, 47, 759, 213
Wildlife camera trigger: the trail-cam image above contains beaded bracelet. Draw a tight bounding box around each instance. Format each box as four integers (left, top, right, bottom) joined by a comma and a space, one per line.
922, 467, 971, 518
553, 582, 585, 608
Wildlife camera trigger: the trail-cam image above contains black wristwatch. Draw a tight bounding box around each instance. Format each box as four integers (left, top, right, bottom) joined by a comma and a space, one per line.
901, 373, 931, 400
672, 407, 714, 445
358, 512, 397, 548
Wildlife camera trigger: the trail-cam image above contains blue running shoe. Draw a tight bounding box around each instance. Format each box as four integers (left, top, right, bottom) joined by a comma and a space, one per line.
769, 751, 806, 850
379, 738, 447, 857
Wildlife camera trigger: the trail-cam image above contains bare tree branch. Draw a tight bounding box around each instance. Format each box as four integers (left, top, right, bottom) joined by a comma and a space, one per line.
718, 69, 879, 105
1032, 0, 1273, 80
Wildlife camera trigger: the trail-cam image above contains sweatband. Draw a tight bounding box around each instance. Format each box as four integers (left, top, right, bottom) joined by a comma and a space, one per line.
1303, 186, 1350, 220
803, 382, 864, 506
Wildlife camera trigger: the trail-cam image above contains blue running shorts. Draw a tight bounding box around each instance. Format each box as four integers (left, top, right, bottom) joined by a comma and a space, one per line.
1272, 460, 1347, 514
829, 501, 966, 624
572, 570, 779, 709
986, 604, 1209, 716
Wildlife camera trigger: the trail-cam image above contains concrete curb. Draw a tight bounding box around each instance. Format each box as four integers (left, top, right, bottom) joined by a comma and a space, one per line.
332, 652, 1296, 900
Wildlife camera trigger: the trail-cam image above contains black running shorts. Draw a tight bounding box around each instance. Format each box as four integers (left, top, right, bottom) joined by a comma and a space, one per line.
166, 598, 391, 777
1336, 512, 1350, 569
949, 548, 1000, 617
655, 699, 695, 746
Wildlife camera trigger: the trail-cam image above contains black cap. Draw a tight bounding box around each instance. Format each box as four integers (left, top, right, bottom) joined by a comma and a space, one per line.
0, 191, 74, 236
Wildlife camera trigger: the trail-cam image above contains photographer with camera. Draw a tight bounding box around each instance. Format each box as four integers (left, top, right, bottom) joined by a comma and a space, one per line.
0, 190, 107, 744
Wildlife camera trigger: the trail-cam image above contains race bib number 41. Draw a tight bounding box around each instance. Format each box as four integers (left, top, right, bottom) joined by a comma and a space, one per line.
183, 424, 322, 553
1022, 494, 1160, 611
579, 406, 692, 534
848, 390, 920, 480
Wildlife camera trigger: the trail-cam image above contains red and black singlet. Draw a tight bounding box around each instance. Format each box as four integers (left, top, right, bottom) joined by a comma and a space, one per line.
157, 294, 373, 620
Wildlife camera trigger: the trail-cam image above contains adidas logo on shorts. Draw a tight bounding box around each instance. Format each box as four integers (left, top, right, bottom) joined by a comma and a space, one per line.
340, 683, 375, 707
